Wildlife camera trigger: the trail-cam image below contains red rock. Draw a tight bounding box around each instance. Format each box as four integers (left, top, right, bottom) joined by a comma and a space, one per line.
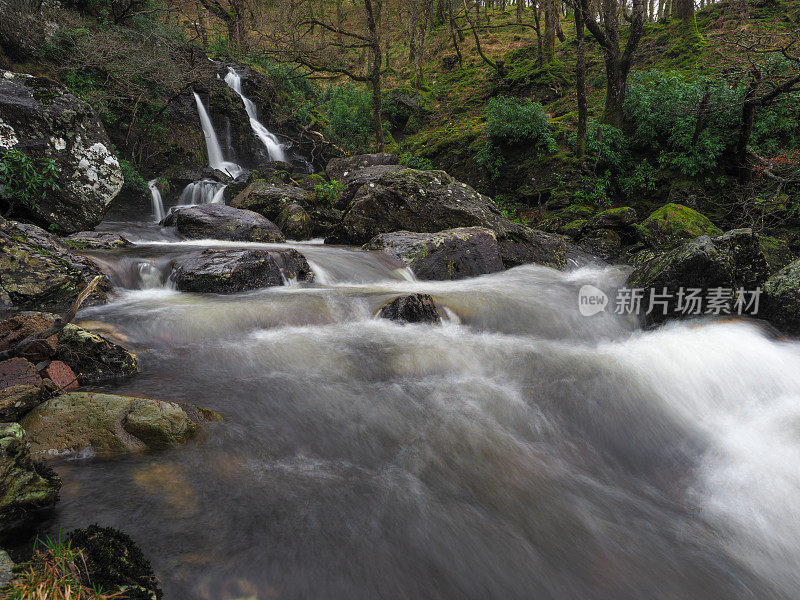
41, 360, 78, 390
0, 357, 42, 389
0, 313, 58, 362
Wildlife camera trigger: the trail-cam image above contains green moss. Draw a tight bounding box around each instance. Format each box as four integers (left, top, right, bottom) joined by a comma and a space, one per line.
639, 202, 722, 248
758, 235, 795, 274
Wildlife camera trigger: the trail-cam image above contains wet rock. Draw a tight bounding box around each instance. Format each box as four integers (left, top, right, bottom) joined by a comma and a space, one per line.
378, 294, 441, 324
365, 227, 504, 280
55, 323, 138, 385
0, 312, 58, 362
638, 203, 722, 249
64, 231, 132, 250
629, 228, 770, 324
758, 236, 795, 275
0, 422, 61, 542
583, 206, 638, 232
20, 392, 216, 456
0, 71, 123, 233
762, 259, 800, 334
0, 218, 110, 311
67, 524, 163, 600
278, 203, 314, 240
0, 549, 13, 586
41, 360, 78, 391
326, 153, 399, 181
231, 181, 309, 216
162, 204, 285, 242
579, 228, 623, 262
172, 248, 313, 294
0, 357, 41, 389
329, 167, 567, 269
0, 384, 44, 421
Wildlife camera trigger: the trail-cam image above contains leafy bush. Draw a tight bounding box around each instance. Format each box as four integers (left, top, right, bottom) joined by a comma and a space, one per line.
485, 95, 556, 151
475, 142, 507, 179
119, 158, 147, 192
576, 122, 631, 173
620, 160, 658, 200
0, 149, 60, 215
322, 84, 377, 154
574, 171, 613, 208
400, 152, 434, 170
314, 180, 344, 205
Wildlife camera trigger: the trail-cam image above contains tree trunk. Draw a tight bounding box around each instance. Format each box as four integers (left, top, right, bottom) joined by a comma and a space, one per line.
516, 0, 522, 22
602, 57, 626, 128
543, 0, 556, 61
336, 0, 344, 44
364, 0, 384, 150
574, 3, 587, 157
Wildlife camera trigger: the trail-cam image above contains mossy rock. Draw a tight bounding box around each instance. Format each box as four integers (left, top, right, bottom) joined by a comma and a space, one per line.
639, 203, 723, 249
758, 236, 795, 275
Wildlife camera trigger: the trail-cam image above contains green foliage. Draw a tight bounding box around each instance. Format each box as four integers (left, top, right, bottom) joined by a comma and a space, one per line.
400, 152, 434, 170
620, 160, 659, 200
574, 171, 613, 209
118, 158, 147, 192
322, 84, 377, 153
0, 149, 60, 214
485, 95, 556, 151
579, 122, 630, 173
493, 193, 526, 223
314, 180, 344, 205
475, 142, 507, 179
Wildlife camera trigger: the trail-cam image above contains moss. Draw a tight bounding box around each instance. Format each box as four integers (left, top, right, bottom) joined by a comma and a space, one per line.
639, 202, 722, 248
758, 235, 795, 274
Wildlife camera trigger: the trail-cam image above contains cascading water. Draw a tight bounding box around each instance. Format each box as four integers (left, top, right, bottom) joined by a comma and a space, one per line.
224, 67, 287, 162
57, 199, 800, 599
192, 91, 244, 179
147, 179, 165, 222
177, 179, 227, 207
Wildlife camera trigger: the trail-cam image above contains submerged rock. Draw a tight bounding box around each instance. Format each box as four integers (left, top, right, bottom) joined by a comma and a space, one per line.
0, 71, 123, 233
326, 152, 399, 180
162, 204, 285, 242
378, 294, 441, 324
20, 392, 218, 456
0, 218, 109, 311
638, 203, 722, 249
329, 167, 567, 269
64, 231, 132, 250
0, 422, 61, 542
171, 248, 313, 294
67, 524, 164, 600
365, 227, 504, 280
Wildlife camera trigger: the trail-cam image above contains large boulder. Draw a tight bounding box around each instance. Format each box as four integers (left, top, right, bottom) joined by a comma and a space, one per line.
637, 203, 723, 249
64, 231, 132, 250
0, 71, 123, 233
231, 181, 309, 216
628, 229, 770, 324
278, 203, 314, 240
171, 248, 313, 294
329, 167, 567, 269
162, 204, 285, 242
0, 217, 109, 311
326, 153, 399, 181
20, 392, 219, 456
0, 422, 61, 542
378, 294, 441, 324
56, 323, 139, 385
762, 260, 800, 334
365, 227, 504, 280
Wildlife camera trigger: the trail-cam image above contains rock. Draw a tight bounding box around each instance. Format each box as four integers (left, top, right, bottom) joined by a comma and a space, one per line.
580, 229, 623, 262
64, 231, 132, 250
329, 167, 567, 269
231, 181, 309, 216
0, 217, 109, 311
162, 204, 285, 242
583, 206, 638, 233
41, 360, 78, 391
758, 236, 795, 275
638, 203, 723, 249
0, 312, 58, 362
20, 392, 216, 456
762, 260, 800, 334
629, 228, 770, 324
0, 384, 44, 421
0, 357, 41, 389
0, 422, 61, 541
56, 323, 139, 385
365, 227, 504, 280
378, 294, 441, 324
278, 203, 314, 240
326, 153, 399, 181
171, 248, 313, 294
67, 525, 163, 600
0, 548, 13, 586
0, 71, 123, 233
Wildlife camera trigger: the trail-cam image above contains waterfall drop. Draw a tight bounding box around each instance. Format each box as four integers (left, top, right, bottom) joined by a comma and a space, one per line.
192, 91, 244, 179
178, 179, 227, 207
224, 67, 287, 163
147, 179, 165, 223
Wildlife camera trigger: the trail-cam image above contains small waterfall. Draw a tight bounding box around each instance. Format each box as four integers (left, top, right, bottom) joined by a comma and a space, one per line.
148, 179, 165, 223
178, 179, 227, 206
224, 67, 287, 163
192, 91, 244, 179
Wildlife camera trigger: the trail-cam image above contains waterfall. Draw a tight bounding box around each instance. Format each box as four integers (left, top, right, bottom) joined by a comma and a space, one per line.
178, 179, 227, 206
224, 67, 288, 163
192, 91, 244, 179
147, 179, 165, 223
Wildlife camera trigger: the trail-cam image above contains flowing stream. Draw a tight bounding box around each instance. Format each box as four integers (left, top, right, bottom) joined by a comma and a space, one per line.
193, 91, 244, 179
47, 202, 800, 599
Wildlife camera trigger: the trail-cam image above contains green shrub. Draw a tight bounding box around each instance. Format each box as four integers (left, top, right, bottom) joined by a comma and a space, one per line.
620, 160, 658, 200
0, 149, 60, 215
574, 171, 613, 209
400, 152, 434, 170
485, 95, 555, 151
322, 84, 377, 154
577, 122, 631, 173
118, 158, 147, 192
314, 180, 344, 205
475, 142, 507, 179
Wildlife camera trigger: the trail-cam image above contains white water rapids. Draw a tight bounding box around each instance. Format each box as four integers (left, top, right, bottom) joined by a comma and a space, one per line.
53, 205, 800, 599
